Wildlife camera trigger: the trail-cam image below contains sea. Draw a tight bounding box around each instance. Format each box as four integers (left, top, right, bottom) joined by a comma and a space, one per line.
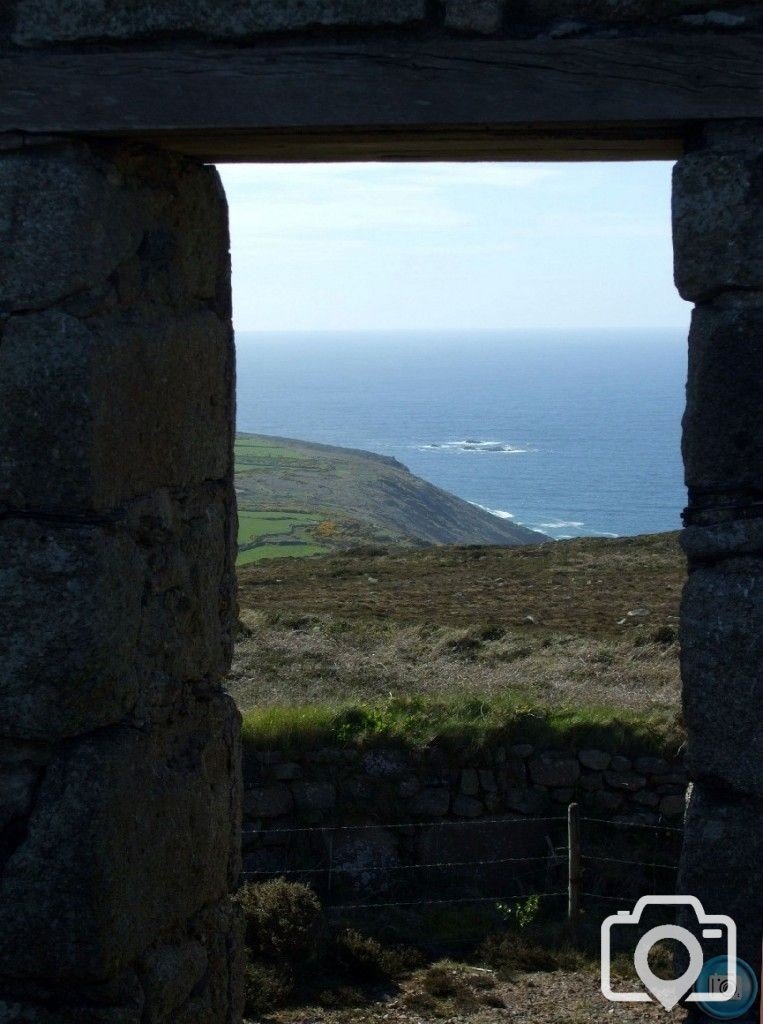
235, 329, 688, 541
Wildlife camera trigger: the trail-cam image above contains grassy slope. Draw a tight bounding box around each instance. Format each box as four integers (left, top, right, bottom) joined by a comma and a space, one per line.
235, 433, 542, 563
231, 532, 686, 756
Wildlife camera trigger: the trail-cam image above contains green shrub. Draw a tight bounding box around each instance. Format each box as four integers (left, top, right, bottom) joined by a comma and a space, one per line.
244, 959, 294, 1015
234, 878, 322, 961
652, 625, 677, 645
481, 932, 590, 978
496, 894, 540, 930
422, 963, 461, 997
335, 928, 423, 981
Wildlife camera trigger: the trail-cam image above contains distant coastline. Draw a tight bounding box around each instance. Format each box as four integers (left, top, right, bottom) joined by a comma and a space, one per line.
235, 328, 687, 540
235, 433, 544, 564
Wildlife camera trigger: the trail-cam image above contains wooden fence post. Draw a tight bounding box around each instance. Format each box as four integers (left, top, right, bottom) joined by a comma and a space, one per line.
568, 802, 582, 938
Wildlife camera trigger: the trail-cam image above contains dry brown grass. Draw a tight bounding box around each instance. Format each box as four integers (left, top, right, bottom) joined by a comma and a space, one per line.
231, 533, 684, 752
236, 532, 684, 635
231, 612, 680, 718
257, 964, 686, 1024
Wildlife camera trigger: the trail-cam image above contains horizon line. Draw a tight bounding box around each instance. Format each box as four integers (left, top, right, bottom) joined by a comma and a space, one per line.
234, 324, 686, 334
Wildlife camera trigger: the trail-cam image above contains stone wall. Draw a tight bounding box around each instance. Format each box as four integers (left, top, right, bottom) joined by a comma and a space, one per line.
0, 139, 243, 1024
242, 742, 687, 901
5, 0, 762, 45
673, 121, 763, 980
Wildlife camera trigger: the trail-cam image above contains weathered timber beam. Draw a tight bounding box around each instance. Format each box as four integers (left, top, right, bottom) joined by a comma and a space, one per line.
1, 36, 761, 161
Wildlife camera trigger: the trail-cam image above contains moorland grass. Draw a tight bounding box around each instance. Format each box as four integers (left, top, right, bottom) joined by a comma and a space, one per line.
240, 692, 682, 759
231, 533, 685, 756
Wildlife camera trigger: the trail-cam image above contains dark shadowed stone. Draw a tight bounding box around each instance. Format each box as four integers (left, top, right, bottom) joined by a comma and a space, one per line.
590, 790, 623, 813
0, 692, 241, 982
651, 770, 688, 786
139, 940, 207, 1024
528, 753, 579, 787
272, 762, 302, 781
417, 814, 546, 879
244, 784, 293, 819
0, 137, 239, 1023
682, 302, 763, 495
678, 784, 763, 968
579, 772, 604, 792
610, 755, 632, 772
681, 560, 763, 795
479, 769, 498, 792
682, 9, 748, 25
0, 146, 141, 312
460, 768, 480, 795
551, 787, 575, 803
343, 777, 379, 804
14, 0, 427, 44
604, 770, 646, 792
362, 749, 406, 777
0, 310, 233, 514
659, 794, 685, 817
614, 810, 658, 826
0, 762, 43, 834
634, 756, 671, 775
452, 794, 484, 817
633, 790, 660, 807
292, 780, 336, 812
509, 744, 534, 759
409, 787, 450, 816
656, 786, 686, 799
188, 899, 245, 1024
673, 139, 763, 301
0, 519, 142, 739
444, 0, 504, 33
398, 777, 421, 798
332, 828, 399, 896
124, 486, 237, 697
579, 749, 611, 771
652, 772, 689, 787
503, 785, 548, 815
497, 759, 526, 785
485, 792, 500, 812
681, 519, 763, 561
521, 0, 744, 24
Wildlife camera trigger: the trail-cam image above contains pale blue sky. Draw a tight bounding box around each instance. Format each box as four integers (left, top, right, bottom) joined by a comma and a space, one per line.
217, 161, 691, 333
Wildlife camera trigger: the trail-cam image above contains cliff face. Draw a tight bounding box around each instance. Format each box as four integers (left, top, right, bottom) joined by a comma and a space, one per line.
235, 433, 544, 560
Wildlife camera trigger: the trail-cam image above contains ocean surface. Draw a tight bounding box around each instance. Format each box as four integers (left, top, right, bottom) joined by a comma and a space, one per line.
235, 329, 688, 540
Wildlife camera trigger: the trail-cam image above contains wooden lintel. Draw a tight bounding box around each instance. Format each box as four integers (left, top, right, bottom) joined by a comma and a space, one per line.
1, 36, 761, 161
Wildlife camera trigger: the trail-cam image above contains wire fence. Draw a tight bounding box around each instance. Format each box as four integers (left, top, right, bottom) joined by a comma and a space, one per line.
240, 803, 684, 926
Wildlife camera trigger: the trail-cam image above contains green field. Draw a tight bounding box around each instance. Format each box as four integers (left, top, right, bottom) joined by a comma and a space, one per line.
233, 433, 543, 564
236, 510, 329, 564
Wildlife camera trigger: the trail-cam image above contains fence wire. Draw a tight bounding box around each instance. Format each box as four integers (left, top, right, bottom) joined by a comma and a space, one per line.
242, 850, 564, 878
327, 891, 568, 912
581, 816, 682, 834
240, 806, 683, 921
242, 814, 566, 837
582, 854, 679, 871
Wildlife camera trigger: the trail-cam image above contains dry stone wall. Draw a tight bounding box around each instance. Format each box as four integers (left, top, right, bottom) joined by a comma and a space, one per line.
0, 139, 243, 1024
242, 742, 687, 901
